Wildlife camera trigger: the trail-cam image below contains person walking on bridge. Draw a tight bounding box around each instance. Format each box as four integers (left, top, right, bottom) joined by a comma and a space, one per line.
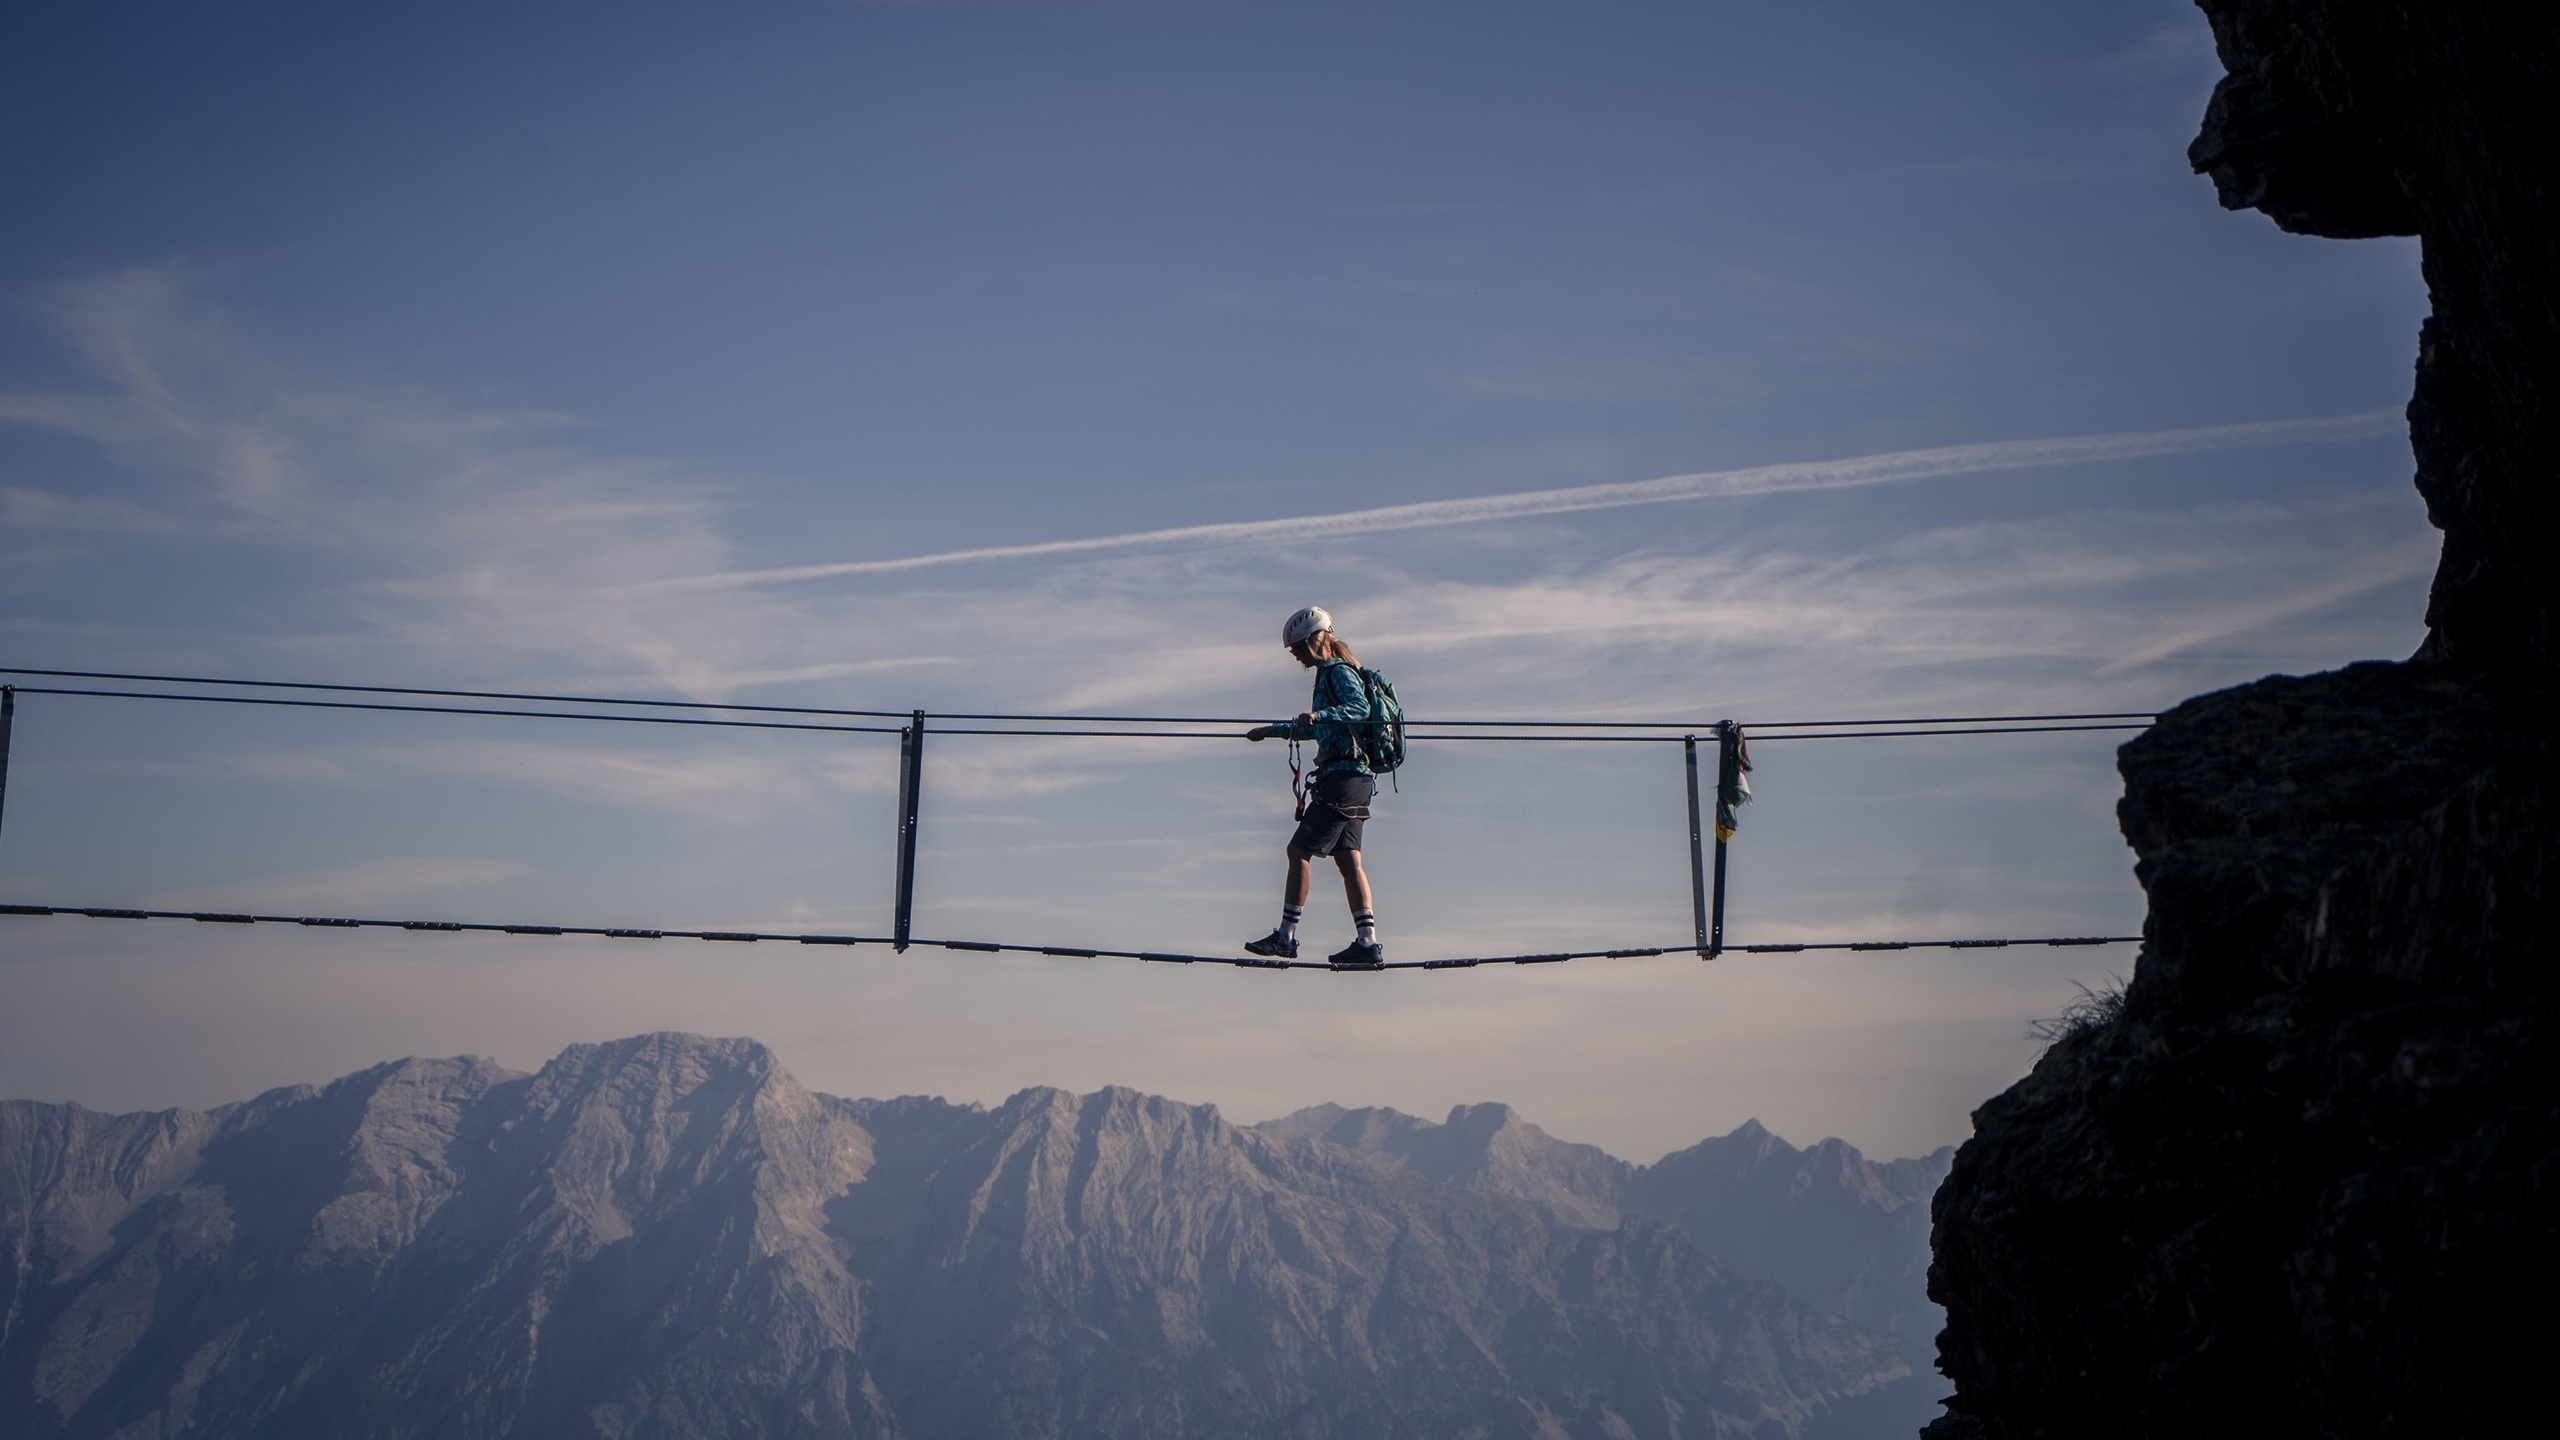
1244, 606, 1384, 967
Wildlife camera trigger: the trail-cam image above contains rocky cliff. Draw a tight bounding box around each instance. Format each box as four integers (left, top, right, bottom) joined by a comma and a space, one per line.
1, 1033, 1927, 1440
1925, 4, 2560, 1436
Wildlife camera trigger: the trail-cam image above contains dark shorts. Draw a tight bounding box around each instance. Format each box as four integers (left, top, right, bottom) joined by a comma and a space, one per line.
1290, 771, 1375, 857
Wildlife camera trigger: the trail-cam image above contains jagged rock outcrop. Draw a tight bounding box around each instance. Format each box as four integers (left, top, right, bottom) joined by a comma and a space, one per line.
2190, 2, 2560, 669
1, 1034, 1922, 1439
1926, 4, 2560, 1436
1258, 1106, 1952, 1341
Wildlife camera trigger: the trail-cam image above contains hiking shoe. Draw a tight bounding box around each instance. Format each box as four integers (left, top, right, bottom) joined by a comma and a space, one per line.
1328, 939, 1385, 969
1243, 929, 1300, 959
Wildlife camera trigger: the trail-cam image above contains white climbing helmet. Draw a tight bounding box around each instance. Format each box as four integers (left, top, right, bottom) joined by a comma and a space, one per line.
1281, 605, 1333, 648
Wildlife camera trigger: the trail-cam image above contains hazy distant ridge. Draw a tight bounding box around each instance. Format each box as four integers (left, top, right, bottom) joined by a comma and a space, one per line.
1, 1034, 1938, 1439
1256, 1103, 1951, 1339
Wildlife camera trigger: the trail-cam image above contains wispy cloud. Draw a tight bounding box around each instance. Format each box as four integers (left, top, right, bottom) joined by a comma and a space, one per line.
0, 268, 2434, 752
990, 491, 2439, 721
0, 270, 821, 699
2092, 558, 2435, 676
0, 487, 189, 534
648, 410, 2405, 592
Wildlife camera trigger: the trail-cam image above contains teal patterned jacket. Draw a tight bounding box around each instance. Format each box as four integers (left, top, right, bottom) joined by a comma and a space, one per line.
1281, 660, 1373, 778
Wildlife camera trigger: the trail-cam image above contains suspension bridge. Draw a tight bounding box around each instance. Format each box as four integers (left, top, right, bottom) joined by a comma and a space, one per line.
0, 666, 2149, 972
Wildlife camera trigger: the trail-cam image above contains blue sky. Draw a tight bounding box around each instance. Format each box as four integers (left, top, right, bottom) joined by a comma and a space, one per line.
0, 0, 2431, 1161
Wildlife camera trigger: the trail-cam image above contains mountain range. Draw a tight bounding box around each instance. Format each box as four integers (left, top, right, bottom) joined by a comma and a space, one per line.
1, 1033, 1948, 1439
1254, 1104, 1947, 1342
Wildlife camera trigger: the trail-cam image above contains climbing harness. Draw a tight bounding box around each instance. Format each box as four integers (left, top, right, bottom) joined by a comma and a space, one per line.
1288, 736, 1309, 820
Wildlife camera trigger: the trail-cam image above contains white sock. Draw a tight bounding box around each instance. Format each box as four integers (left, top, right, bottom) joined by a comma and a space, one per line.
1353, 908, 1377, 945
1280, 903, 1303, 942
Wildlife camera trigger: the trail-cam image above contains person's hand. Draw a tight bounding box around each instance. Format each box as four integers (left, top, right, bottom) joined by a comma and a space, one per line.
1296, 711, 1317, 725
1245, 724, 1279, 741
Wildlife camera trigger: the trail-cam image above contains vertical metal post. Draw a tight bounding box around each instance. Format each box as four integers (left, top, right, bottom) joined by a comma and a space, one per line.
1708, 720, 1738, 957
0, 686, 14, 842
1684, 735, 1709, 956
893, 709, 924, 951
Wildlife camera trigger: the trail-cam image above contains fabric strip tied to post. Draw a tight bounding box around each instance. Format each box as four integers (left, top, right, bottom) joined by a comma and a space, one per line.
1715, 726, 1753, 842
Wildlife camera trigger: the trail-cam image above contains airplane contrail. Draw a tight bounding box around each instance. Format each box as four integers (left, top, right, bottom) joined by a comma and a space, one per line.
648, 409, 2403, 592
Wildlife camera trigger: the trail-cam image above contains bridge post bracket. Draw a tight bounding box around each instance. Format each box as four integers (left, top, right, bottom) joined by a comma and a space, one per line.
893, 709, 924, 951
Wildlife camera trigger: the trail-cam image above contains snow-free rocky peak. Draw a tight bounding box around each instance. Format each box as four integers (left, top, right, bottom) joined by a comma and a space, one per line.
4, 1036, 1943, 1439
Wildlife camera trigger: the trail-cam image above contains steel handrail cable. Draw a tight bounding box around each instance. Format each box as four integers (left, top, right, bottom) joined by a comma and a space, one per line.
0, 665, 2157, 733
1746, 722, 2151, 740
6, 687, 905, 736
927, 709, 2160, 728
0, 665, 916, 720
2, 687, 2149, 744
0, 689, 1653, 742
926, 726, 1684, 741
934, 724, 2151, 741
